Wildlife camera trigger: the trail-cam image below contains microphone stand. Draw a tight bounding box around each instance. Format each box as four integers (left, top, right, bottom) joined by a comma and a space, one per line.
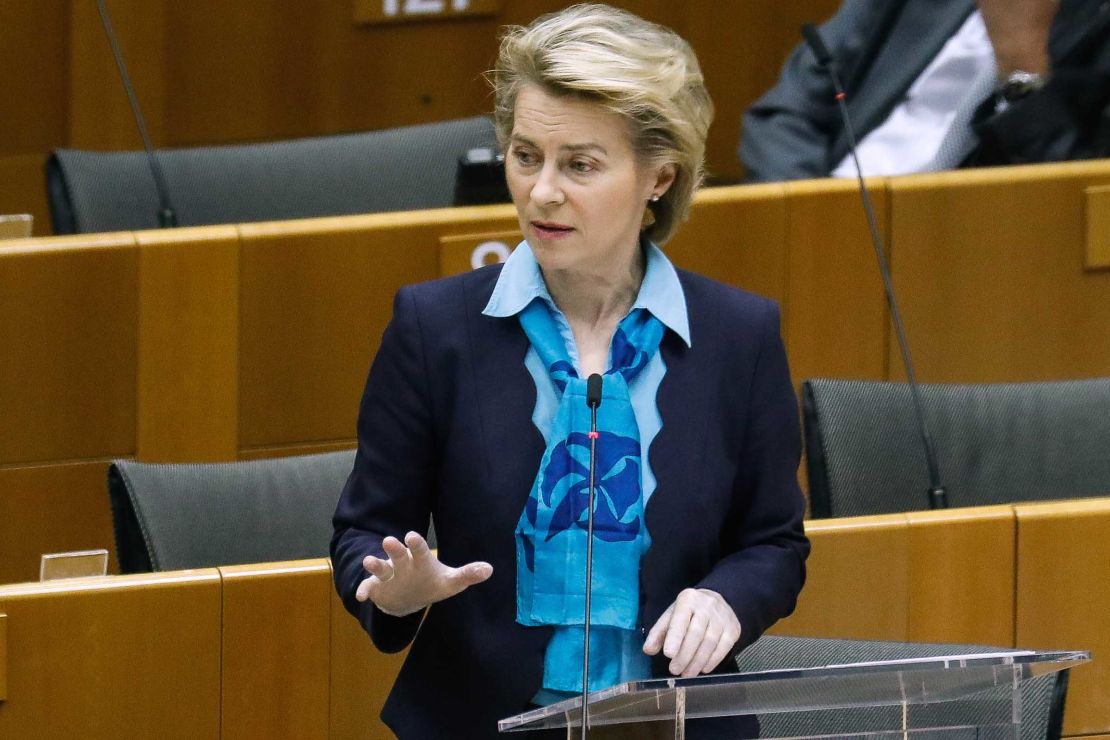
581, 373, 603, 738
801, 23, 948, 510
96, 0, 178, 228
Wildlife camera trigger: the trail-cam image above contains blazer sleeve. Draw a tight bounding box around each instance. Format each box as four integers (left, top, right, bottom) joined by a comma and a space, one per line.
696, 302, 809, 653
738, 0, 885, 182
331, 285, 439, 653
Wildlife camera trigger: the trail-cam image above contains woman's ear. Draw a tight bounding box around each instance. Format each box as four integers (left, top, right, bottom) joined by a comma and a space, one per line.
651, 163, 677, 199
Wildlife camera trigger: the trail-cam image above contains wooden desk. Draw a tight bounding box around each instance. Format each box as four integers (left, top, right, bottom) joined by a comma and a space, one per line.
0, 560, 402, 740
220, 560, 331, 740
779, 499, 1105, 736
0, 570, 222, 739
775, 512, 911, 640
904, 505, 1014, 645
1016, 498, 1110, 736
0, 496, 1106, 737
0, 612, 7, 701
774, 504, 1014, 646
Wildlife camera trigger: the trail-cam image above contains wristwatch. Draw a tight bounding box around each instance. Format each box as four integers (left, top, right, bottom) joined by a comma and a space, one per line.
998, 71, 1047, 103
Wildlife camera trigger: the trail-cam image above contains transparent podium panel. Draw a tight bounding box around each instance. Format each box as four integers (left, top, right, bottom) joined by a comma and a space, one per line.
498, 650, 1088, 738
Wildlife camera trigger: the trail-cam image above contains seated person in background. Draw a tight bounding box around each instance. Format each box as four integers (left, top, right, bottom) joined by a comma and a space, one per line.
739, 0, 1110, 181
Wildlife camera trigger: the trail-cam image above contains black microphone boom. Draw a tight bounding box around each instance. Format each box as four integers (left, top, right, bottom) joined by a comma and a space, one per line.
580, 372, 603, 738
800, 23, 833, 66
800, 23, 948, 510
96, 0, 177, 228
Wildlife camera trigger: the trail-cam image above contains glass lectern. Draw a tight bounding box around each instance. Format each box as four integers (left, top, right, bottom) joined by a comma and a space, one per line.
499, 649, 1088, 739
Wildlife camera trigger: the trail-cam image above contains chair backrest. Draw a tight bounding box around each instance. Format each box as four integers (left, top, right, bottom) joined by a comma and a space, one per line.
803, 378, 1110, 518
736, 635, 1068, 740
107, 450, 355, 573
48, 116, 499, 234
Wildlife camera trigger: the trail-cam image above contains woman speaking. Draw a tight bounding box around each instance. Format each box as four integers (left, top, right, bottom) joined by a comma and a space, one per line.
332, 5, 809, 738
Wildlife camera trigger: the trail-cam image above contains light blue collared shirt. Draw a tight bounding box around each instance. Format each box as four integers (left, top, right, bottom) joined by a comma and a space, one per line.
482, 239, 690, 701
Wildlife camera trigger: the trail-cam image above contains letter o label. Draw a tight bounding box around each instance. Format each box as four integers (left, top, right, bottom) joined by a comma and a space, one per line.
471, 241, 511, 270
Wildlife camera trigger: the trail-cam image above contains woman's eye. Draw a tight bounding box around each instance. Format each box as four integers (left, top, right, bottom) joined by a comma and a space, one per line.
513, 149, 538, 166
569, 159, 595, 174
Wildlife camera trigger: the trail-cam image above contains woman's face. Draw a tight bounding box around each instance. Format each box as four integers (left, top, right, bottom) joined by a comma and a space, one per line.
506, 85, 674, 276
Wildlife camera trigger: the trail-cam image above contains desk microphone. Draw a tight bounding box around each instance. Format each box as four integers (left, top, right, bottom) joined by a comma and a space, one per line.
580, 372, 603, 738
801, 23, 948, 510
96, 0, 178, 228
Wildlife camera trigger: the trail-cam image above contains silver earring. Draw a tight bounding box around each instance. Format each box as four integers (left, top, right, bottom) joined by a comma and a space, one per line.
650, 194, 660, 202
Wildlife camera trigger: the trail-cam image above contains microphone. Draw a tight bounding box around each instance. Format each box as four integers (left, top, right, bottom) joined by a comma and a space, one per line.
586, 374, 603, 409
96, 0, 178, 228
581, 373, 603, 738
800, 23, 948, 511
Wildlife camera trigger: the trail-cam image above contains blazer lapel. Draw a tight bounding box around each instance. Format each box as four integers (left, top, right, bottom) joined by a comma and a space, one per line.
463, 275, 545, 523
644, 297, 713, 547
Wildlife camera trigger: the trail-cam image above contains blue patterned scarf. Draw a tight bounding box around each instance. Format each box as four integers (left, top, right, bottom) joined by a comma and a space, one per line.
515, 297, 664, 693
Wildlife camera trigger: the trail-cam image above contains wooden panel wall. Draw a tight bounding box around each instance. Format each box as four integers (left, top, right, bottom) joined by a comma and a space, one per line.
889, 161, 1110, 383
0, 155, 52, 236
0, 1, 845, 233
136, 226, 240, 462
4, 163, 1110, 586
667, 183, 789, 303
0, 235, 137, 463
0, 462, 117, 586
0, 2, 68, 156
783, 178, 890, 385
237, 206, 519, 451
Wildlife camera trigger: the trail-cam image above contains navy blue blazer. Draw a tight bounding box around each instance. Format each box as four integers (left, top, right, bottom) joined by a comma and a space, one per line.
332, 263, 810, 739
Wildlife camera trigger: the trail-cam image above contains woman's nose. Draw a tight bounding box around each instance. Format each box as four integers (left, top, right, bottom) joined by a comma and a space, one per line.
530, 163, 565, 206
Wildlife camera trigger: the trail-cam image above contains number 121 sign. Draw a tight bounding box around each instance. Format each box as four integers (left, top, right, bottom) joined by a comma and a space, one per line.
354, 0, 502, 25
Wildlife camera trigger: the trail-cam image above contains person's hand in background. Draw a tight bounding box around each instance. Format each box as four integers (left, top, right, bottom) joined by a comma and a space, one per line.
978, 0, 1059, 76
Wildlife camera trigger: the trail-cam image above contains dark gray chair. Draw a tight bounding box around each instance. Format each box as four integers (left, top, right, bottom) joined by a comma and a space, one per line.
48, 115, 500, 234
107, 450, 355, 573
736, 635, 1069, 740
802, 378, 1110, 518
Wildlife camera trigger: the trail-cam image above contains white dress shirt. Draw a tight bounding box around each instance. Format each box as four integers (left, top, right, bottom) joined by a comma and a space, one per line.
832, 10, 996, 177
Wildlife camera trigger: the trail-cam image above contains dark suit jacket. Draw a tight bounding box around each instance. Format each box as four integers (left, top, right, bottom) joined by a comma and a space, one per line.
740, 0, 1110, 181
331, 264, 810, 739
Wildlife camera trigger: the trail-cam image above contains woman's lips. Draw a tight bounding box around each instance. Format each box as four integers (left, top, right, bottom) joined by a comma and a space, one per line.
531, 221, 574, 240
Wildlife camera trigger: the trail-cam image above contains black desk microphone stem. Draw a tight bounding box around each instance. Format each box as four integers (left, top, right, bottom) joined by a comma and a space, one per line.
801, 23, 948, 510
96, 0, 178, 228
581, 373, 603, 738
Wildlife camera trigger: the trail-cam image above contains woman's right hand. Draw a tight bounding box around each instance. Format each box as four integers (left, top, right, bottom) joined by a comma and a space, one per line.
355, 531, 493, 617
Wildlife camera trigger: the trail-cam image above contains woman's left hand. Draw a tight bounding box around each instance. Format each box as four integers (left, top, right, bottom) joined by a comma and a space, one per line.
643, 588, 742, 678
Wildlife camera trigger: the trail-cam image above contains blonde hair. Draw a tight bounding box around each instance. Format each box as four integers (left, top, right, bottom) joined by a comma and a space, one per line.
491, 3, 713, 244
